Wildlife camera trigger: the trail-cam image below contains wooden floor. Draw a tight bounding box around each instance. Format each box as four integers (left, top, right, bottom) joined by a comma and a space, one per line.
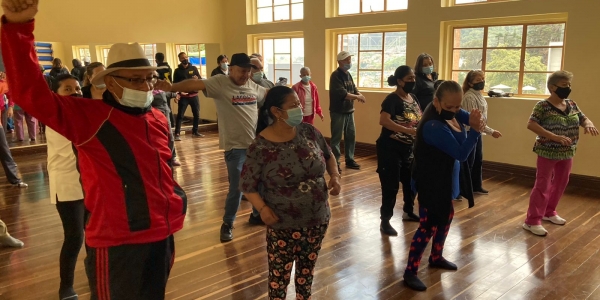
1, 132, 600, 300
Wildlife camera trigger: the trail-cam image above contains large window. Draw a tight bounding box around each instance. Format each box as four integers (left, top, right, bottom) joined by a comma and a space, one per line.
257, 0, 303, 23
451, 23, 565, 95
337, 31, 406, 89
175, 44, 206, 78
97, 45, 111, 65
257, 37, 304, 85
73, 46, 90, 63
338, 0, 407, 15
139, 44, 157, 66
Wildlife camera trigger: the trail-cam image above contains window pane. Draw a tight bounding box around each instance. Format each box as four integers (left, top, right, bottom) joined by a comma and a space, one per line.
360, 33, 383, 51
341, 34, 359, 55
384, 32, 407, 75
452, 49, 482, 70
339, 0, 360, 15
275, 70, 291, 84
274, 0, 289, 4
275, 54, 291, 65
454, 27, 484, 48
486, 49, 521, 71
274, 5, 290, 21
291, 0, 303, 2
362, 0, 384, 12
452, 71, 469, 85
291, 38, 304, 64
526, 24, 565, 47
486, 72, 519, 92
262, 39, 275, 78
524, 48, 562, 72
455, 0, 486, 3
258, 0, 272, 7
258, 7, 273, 23
359, 52, 382, 70
523, 73, 550, 95
291, 3, 303, 20
274, 38, 291, 53
358, 71, 382, 88
387, 0, 408, 10
487, 25, 523, 48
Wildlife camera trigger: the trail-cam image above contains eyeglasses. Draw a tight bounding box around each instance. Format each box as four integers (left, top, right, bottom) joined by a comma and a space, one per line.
111, 75, 157, 86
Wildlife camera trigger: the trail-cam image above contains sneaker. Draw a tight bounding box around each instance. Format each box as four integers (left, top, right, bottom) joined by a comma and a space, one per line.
403, 273, 427, 291
402, 212, 420, 222
220, 223, 234, 242
59, 287, 78, 300
13, 181, 28, 188
192, 132, 205, 137
0, 234, 24, 248
473, 188, 489, 195
428, 257, 458, 270
522, 223, 548, 236
380, 221, 398, 236
172, 158, 181, 166
174, 135, 181, 141
453, 195, 464, 201
249, 213, 265, 225
543, 215, 566, 225
346, 160, 360, 170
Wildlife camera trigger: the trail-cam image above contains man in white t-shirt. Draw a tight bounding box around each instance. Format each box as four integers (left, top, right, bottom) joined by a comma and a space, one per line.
159, 53, 268, 242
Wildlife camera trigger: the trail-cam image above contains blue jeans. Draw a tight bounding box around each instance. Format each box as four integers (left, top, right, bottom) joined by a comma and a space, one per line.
224, 149, 259, 224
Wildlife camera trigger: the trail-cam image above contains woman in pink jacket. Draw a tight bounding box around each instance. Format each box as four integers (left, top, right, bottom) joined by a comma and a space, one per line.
292, 67, 324, 124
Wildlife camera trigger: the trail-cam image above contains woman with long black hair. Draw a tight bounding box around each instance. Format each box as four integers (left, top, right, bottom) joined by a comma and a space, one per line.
404, 80, 485, 291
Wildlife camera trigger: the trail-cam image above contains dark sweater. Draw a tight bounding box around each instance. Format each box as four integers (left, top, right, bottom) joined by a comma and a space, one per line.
328, 68, 358, 114
173, 63, 201, 98
414, 72, 438, 109
156, 62, 173, 83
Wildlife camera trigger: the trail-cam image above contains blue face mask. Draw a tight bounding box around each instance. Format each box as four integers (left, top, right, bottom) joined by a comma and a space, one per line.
422, 66, 434, 75
221, 63, 228, 70
301, 76, 311, 83
343, 63, 352, 71
252, 71, 263, 82
281, 107, 303, 127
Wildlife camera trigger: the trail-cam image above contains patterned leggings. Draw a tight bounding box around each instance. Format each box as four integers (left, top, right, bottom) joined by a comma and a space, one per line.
266, 223, 328, 300
405, 205, 454, 275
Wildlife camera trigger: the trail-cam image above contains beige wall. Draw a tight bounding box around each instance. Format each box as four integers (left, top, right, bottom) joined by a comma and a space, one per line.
222, 0, 600, 177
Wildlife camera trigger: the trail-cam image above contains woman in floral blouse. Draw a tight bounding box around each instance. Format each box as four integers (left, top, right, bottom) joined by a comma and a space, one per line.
240, 86, 341, 300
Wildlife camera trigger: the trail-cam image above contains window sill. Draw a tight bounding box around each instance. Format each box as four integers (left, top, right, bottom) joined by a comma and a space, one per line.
484, 96, 544, 101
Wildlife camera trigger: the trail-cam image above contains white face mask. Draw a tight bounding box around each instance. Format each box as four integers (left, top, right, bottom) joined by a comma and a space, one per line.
112, 78, 153, 108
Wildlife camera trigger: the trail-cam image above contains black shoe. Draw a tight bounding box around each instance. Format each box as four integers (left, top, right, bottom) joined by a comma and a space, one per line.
346, 160, 360, 170
403, 273, 427, 291
428, 257, 458, 270
249, 213, 265, 225
402, 212, 420, 222
59, 287, 78, 300
174, 135, 181, 141
380, 221, 398, 236
337, 164, 343, 175
220, 223, 233, 242
473, 188, 489, 195
192, 132, 205, 137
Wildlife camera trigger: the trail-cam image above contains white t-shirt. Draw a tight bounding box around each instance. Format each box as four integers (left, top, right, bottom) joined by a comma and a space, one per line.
46, 128, 84, 204
203, 75, 267, 151
303, 84, 313, 116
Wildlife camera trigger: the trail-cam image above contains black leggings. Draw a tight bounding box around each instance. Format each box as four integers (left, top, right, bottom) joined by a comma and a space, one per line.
56, 199, 85, 292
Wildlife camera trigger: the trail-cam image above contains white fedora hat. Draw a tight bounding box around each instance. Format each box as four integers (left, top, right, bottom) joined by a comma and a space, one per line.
92, 43, 165, 86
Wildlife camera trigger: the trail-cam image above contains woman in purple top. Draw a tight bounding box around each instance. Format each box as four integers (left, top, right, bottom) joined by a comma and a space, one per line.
240, 86, 341, 300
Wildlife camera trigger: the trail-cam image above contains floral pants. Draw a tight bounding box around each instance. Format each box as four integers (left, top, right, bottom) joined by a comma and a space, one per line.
405, 205, 454, 275
266, 223, 328, 300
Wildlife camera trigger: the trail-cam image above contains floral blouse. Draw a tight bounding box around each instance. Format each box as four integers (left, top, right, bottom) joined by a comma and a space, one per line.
240, 123, 332, 229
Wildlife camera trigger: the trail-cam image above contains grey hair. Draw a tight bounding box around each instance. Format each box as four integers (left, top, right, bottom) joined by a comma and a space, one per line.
547, 70, 573, 90
250, 58, 262, 65
300, 67, 310, 74
251, 53, 262, 58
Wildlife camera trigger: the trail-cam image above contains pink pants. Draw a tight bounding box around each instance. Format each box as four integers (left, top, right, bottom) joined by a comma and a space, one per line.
13, 109, 37, 141
525, 156, 572, 225
302, 114, 315, 125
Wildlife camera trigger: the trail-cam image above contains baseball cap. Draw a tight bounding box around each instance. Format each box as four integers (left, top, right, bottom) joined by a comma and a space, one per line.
229, 53, 257, 69
337, 51, 353, 61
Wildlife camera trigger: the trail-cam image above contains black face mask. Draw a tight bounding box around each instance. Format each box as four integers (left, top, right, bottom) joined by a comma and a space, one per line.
472, 81, 485, 91
439, 109, 456, 120
402, 81, 416, 93
70, 93, 83, 98
181, 59, 189, 65
554, 86, 571, 99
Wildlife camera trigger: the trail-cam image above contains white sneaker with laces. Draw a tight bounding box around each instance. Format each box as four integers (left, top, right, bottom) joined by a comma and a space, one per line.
523, 223, 548, 236
543, 215, 566, 225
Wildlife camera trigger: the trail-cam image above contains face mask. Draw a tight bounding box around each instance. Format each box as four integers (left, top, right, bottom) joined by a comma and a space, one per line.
343, 63, 352, 71
181, 59, 189, 65
112, 78, 153, 108
221, 63, 228, 70
439, 108, 456, 120
554, 86, 571, 99
422, 66, 434, 75
95, 83, 106, 89
472, 81, 485, 91
282, 107, 304, 127
301, 76, 311, 83
252, 71, 263, 82
402, 81, 416, 93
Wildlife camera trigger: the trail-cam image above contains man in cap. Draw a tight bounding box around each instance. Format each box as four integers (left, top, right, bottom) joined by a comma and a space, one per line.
329, 50, 366, 173
1, 1, 187, 299
157, 53, 267, 243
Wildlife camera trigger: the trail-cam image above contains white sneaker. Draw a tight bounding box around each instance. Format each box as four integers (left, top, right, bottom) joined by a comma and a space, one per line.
543, 215, 566, 225
523, 223, 548, 236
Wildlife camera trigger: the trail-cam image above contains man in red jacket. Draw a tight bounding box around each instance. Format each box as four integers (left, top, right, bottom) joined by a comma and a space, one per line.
1, 1, 187, 299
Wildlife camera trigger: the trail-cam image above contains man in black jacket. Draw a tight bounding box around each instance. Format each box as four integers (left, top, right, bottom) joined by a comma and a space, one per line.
155, 53, 172, 82
173, 52, 203, 140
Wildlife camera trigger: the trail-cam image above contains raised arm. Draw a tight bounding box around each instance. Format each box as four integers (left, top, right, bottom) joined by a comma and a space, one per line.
423, 120, 481, 162
172, 79, 206, 93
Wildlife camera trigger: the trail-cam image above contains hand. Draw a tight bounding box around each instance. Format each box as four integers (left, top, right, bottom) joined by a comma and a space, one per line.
469, 109, 485, 132
492, 130, 502, 138
154, 79, 172, 92
180, 92, 189, 96
0, 72, 6, 81
405, 128, 417, 136
328, 176, 341, 196
584, 126, 599, 136
7, 107, 13, 118
320, 115, 324, 121
2, 0, 38, 23
192, 75, 199, 79
356, 95, 366, 103
550, 134, 572, 146
259, 206, 279, 226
